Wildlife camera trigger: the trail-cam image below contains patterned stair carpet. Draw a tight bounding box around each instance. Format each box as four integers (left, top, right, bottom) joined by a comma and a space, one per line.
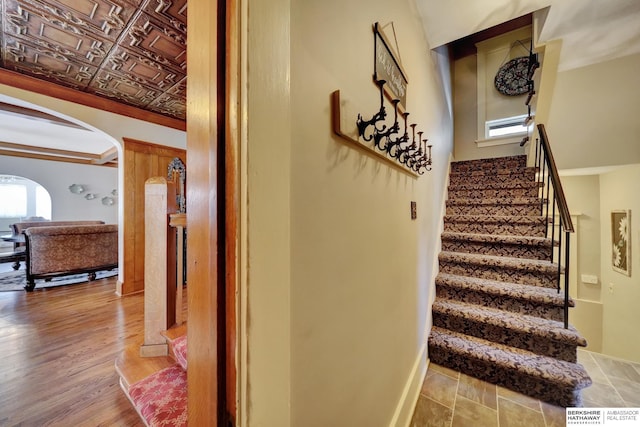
126, 334, 188, 426
427, 155, 592, 407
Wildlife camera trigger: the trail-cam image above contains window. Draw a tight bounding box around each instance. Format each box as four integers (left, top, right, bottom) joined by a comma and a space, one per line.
36, 186, 52, 219
485, 115, 528, 139
0, 175, 51, 220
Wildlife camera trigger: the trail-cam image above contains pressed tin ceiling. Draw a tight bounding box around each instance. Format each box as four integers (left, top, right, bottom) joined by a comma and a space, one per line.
0, 0, 187, 121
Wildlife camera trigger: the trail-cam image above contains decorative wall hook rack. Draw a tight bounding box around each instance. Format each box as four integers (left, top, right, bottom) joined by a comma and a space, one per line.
354, 80, 432, 174
331, 89, 431, 177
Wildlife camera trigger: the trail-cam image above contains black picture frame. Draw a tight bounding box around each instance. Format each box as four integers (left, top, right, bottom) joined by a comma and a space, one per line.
373, 22, 408, 110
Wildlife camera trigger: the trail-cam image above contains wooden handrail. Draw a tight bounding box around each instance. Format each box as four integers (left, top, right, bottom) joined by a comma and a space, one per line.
537, 124, 574, 233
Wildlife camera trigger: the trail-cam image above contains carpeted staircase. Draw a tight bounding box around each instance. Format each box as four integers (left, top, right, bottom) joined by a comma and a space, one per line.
427, 155, 592, 407
116, 331, 188, 426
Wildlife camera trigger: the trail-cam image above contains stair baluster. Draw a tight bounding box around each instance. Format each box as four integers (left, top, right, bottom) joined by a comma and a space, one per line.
536, 123, 574, 327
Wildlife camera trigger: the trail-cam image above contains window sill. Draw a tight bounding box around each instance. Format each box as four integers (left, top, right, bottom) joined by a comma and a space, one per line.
475, 133, 527, 148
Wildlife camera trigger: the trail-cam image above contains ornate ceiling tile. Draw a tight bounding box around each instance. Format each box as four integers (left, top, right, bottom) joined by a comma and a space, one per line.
105, 44, 183, 89
147, 92, 185, 120
11, 0, 135, 40
164, 75, 185, 98
90, 69, 159, 106
3, 36, 97, 87
124, 12, 186, 72
142, 0, 186, 33
4, 0, 114, 65
0, 0, 187, 122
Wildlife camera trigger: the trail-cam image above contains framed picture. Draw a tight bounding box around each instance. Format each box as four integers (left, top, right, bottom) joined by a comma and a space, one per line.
611, 210, 631, 276
373, 22, 408, 110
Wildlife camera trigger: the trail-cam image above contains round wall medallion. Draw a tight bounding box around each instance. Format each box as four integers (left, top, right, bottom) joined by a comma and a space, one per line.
494, 56, 530, 96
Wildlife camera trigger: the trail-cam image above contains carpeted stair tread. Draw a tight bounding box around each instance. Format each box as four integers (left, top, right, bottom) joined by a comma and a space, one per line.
444, 215, 547, 237
441, 232, 552, 247
450, 166, 537, 178
446, 198, 542, 217
445, 214, 547, 225
441, 231, 553, 260
442, 231, 552, 260
128, 364, 187, 427
172, 335, 187, 371
435, 273, 572, 308
450, 155, 527, 173
448, 181, 541, 192
435, 273, 568, 321
439, 251, 559, 275
432, 299, 587, 348
448, 187, 540, 199
428, 326, 592, 390
438, 251, 559, 288
446, 197, 540, 207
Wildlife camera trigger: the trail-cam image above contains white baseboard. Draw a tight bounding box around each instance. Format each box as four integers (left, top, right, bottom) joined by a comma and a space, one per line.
388, 342, 428, 427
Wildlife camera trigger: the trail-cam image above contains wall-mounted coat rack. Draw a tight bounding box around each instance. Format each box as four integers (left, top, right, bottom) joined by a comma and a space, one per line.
331, 22, 433, 176
331, 84, 431, 177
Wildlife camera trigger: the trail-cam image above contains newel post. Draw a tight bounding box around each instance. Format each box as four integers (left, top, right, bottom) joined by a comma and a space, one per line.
140, 176, 176, 357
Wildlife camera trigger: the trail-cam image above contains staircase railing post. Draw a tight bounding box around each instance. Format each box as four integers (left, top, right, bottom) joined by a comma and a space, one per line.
564, 229, 571, 329
545, 166, 551, 237
557, 224, 563, 293
551, 198, 557, 263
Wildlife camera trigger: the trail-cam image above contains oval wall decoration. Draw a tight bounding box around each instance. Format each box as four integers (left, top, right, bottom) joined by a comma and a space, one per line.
494, 56, 530, 96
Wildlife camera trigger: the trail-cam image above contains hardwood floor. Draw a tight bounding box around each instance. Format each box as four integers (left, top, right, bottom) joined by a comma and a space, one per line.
0, 275, 144, 426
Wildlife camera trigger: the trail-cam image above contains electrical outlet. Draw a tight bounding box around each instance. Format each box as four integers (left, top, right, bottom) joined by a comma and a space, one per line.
609, 283, 614, 294
410, 201, 417, 220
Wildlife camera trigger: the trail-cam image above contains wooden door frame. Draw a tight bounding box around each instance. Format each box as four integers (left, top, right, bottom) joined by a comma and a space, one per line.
186, 0, 239, 424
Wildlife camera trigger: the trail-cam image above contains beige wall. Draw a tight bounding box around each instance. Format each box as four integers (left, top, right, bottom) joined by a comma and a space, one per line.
560, 167, 640, 361
547, 53, 640, 170
242, 0, 292, 425
599, 165, 640, 363
561, 175, 602, 302
452, 31, 529, 161
242, 0, 453, 425
561, 174, 603, 352
289, 0, 452, 424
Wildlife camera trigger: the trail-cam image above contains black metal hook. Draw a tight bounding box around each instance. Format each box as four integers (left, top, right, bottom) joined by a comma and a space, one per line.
355, 82, 433, 174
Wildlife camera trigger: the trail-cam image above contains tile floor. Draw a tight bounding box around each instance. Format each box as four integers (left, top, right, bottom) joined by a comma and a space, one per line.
411, 349, 640, 427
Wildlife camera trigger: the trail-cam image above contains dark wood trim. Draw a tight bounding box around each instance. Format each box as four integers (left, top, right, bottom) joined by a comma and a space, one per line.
121, 137, 187, 155
450, 14, 532, 60
0, 101, 84, 128
0, 140, 103, 159
186, 0, 223, 423
0, 148, 117, 167
0, 69, 186, 132
224, 0, 238, 423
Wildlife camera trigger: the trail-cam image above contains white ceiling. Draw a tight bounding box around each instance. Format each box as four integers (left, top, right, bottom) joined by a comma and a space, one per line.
0, 94, 117, 165
0, 110, 114, 154
417, 0, 640, 71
